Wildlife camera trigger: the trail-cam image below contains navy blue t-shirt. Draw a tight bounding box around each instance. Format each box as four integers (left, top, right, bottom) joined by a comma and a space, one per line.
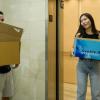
81, 33, 99, 39
0, 65, 11, 74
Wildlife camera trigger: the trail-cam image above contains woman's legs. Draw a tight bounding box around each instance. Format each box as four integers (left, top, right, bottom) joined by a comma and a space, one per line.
89, 61, 100, 100
77, 60, 88, 100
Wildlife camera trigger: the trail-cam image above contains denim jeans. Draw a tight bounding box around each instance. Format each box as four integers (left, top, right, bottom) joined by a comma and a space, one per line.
77, 59, 100, 100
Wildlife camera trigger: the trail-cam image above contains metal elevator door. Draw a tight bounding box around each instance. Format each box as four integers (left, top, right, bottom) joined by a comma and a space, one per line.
48, 0, 63, 100
48, 0, 56, 100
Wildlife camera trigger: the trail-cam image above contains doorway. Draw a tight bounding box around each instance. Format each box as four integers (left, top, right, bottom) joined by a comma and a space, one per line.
63, 0, 100, 100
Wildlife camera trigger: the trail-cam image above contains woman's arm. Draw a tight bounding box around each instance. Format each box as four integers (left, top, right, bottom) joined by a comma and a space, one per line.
75, 33, 81, 38
98, 32, 100, 39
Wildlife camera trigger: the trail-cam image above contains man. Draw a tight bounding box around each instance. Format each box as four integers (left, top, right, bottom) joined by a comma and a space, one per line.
0, 11, 4, 22
0, 11, 18, 100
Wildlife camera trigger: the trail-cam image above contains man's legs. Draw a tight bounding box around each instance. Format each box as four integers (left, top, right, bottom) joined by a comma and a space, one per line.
2, 71, 14, 100
2, 97, 9, 100
0, 74, 6, 100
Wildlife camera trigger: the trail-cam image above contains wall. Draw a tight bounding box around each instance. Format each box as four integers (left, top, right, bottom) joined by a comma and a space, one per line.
63, 0, 78, 83
0, 0, 46, 100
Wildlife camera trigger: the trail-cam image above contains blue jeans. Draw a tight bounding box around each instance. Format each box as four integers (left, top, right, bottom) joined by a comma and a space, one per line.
77, 59, 100, 100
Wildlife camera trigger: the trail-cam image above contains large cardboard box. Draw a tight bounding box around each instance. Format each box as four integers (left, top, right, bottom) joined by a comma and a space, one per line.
0, 22, 23, 66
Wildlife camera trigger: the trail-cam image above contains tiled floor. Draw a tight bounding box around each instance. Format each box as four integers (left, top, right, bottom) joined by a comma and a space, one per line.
64, 83, 91, 100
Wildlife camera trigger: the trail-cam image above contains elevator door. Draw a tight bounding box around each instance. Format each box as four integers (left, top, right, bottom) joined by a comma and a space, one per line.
64, 0, 100, 84
48, 0, 56, 100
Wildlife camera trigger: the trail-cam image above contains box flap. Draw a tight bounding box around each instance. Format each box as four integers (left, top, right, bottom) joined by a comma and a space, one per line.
0, 23, 23, 41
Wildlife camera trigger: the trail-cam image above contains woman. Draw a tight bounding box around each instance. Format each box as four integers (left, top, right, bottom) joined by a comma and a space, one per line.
75, 13, 100, 100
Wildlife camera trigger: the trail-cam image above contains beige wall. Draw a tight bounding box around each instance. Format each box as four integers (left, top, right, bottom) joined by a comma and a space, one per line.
0, 0, 46, 100
64, 0, 79, 83
79, 0, 100, 29
64, 0, 79, 52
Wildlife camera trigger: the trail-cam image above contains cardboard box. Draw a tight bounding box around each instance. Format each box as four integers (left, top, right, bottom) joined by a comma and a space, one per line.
0, 22, 23, 66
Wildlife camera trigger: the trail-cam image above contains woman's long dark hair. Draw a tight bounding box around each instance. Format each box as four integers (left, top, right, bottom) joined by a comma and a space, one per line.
76, 13, 98, 37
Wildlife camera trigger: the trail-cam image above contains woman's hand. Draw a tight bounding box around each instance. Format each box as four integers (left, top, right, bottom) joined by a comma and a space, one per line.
98, 32, 100, 39
76, 33, 81, 37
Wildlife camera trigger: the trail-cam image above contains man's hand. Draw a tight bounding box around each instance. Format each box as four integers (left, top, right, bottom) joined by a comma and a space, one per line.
12, 64, 19, 69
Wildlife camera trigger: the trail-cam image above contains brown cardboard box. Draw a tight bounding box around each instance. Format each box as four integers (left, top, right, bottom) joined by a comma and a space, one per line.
0, 22, 23, 66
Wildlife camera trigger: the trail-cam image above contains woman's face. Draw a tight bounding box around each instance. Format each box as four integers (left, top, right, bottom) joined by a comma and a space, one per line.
80, 15, 91, 29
